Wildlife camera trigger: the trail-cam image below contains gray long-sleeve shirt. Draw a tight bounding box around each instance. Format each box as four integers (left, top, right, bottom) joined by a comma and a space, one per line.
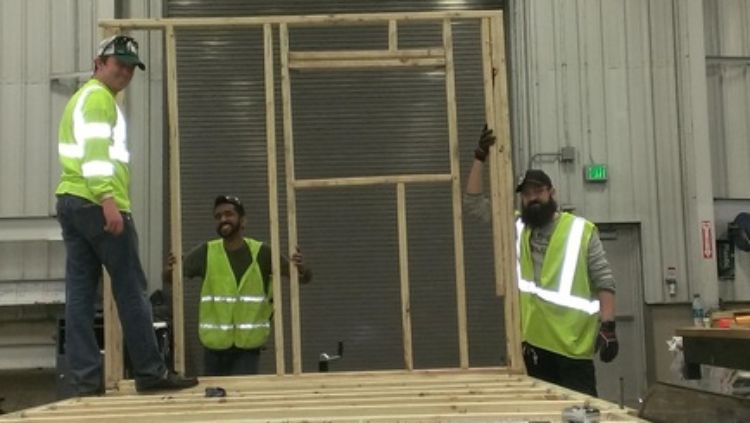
464, 193, 615, 292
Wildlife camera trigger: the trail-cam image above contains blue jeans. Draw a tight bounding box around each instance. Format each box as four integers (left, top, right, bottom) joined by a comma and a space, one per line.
56, 194, 166, 394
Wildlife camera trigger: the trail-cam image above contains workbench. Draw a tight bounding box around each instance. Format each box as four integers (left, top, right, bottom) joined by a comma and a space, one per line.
675, 327, 750, 379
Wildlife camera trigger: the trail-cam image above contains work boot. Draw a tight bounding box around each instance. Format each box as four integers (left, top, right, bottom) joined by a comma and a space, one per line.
136, 371, 198, 393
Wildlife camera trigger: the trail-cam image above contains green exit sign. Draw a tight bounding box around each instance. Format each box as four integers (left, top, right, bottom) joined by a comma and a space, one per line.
584, 164, 608, 182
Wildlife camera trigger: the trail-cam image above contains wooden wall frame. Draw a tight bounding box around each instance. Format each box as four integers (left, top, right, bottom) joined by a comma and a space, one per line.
98, 10, 521, 389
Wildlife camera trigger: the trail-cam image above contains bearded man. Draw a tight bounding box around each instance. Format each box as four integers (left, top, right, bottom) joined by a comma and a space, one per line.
164, 195, 312, 375
463, 126, 618, 397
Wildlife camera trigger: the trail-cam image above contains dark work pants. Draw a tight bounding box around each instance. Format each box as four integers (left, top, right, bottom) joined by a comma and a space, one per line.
523, 342, 598, 397
57, 194, 166, 394
203, 347, 261, 376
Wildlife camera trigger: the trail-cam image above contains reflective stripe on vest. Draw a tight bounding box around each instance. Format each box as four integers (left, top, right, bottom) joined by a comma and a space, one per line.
237, 322, 271, 330
81, 160, 114, 178
200, 295, 267, 303
58, 85, 130, 165
199, 322, 270, 331
199, 238, 272, 350
515, 218, 600, 315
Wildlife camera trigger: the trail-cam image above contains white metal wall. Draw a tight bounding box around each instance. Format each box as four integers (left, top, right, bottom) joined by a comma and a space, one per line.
705, 0, 750, 302
0, 0, 113, 303
0, 0, 164, 303
0, 0, 163, 369
509, 0, 718, 304
705, 0, 750, 200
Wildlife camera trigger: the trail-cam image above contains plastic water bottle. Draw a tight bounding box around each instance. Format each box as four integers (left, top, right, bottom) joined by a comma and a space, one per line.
692, 294, 704, 327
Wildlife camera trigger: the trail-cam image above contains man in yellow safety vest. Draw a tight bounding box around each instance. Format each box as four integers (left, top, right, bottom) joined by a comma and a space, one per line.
56, 35, 198, 394
464, 126, 618, 396
164, 195, 312, 375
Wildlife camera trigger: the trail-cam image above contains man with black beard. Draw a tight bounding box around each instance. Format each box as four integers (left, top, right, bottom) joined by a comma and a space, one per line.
463, 126, 618, 397
164, 195, 312, 376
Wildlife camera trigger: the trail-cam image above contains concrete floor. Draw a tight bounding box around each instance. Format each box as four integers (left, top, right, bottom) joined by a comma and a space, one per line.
0, 369, 57, 415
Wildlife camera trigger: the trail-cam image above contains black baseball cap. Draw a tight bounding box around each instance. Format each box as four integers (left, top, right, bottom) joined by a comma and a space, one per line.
515, 169, 553, 193
214, 195, 245, 216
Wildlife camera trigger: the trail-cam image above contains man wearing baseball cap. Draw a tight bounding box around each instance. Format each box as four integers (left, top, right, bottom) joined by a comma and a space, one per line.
55, 35, 198, 394
464, 126, 618, 397
163, 195, 313, 376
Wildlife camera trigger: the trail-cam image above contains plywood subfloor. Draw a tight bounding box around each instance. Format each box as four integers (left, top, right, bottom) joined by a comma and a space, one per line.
1, 368, 645, 422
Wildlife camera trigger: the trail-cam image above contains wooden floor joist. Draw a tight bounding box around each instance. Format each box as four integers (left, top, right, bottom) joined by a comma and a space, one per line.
1, 370, 645, 422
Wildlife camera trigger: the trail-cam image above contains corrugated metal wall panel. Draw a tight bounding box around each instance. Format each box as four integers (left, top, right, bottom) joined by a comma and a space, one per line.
646, 0, 690, 304
0, 0, 112, 303
23, 1, 51, 216
0, 306, 63, 370
508, 0, 690, 303
705, 0, 750, 199
704, 0, 750, 301
0, 0, 27, 217
0, 0, 115, 364
166, 0, 505, 374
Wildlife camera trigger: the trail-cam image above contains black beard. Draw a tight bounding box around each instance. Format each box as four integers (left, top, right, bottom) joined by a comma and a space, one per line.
216, 222, 239, 238
521, 198, 558, 228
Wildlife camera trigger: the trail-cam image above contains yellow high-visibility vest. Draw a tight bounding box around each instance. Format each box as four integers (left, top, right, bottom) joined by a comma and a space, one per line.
199, 238, 273, 350
56, 79, 131, 211
517, 213, 599, 358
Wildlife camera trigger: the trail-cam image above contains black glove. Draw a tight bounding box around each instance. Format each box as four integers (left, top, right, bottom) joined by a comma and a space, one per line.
474, 124, 497, 162
595, 320, 618, 363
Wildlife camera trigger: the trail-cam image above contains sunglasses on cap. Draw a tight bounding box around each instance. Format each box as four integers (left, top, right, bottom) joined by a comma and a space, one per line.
101, 35, 139, 56
214, 195, 245, 216
98, 35, 145, 70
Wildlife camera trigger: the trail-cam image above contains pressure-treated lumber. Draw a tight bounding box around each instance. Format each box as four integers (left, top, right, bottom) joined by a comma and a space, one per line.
443, 19, 469, 369
396, 183, 414, 370
102, 272, 123, 389
294, 174, 453, 189
480, 18, 506, 299
489, 13, 524, 373
289, 49, 444, 60
287, 48, 446, 70
98, 11, 501, 30
100, 26, 124, 390
388, 20, 398, 51
165, 24, 186, 375
289, 57, 445, 70
264, 23, 286, 375
279, 23, 303, 375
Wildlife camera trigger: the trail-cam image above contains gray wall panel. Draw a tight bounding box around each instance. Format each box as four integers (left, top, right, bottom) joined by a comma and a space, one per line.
508, 0, 701, 304
703, 0, 750, 300
704, 0, 750, 199
0, 0, 114, 308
